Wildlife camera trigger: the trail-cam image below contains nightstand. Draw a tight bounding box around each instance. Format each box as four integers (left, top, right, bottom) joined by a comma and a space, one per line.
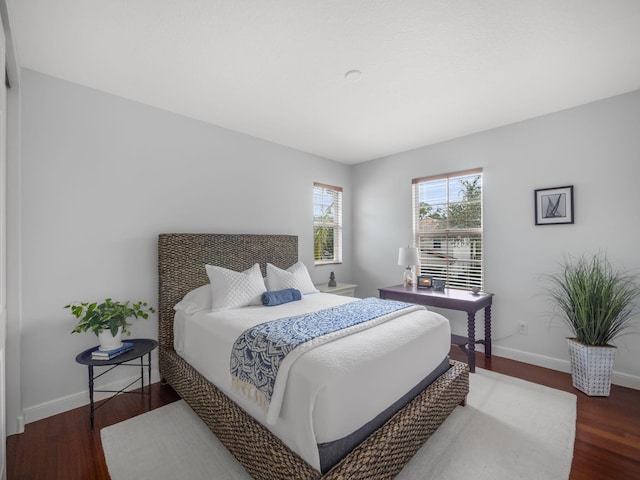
75, 338, 157, 430
316, 282, 358, 297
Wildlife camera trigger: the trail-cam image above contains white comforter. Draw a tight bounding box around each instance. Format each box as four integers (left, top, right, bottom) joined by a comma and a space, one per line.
174, 293, 451, 471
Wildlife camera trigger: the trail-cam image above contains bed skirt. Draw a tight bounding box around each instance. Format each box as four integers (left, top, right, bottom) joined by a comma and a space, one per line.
160, 346, 469, 480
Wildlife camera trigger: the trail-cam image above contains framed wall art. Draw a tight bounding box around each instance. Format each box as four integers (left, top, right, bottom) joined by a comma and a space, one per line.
534, 185, 574, 225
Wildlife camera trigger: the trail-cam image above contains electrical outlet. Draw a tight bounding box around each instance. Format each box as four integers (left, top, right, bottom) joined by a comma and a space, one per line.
517, 321, 528, 335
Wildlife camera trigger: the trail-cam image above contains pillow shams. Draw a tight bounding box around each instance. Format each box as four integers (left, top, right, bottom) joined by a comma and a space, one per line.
174, 284, 212, 314
266, 261, 319, 294
205, 263, 267, 312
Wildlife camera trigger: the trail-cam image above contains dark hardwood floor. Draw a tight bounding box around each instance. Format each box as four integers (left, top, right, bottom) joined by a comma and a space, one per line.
7, 349, 640, 479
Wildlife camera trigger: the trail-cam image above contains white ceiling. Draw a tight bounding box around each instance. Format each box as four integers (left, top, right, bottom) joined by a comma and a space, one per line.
8, 0, 640, 164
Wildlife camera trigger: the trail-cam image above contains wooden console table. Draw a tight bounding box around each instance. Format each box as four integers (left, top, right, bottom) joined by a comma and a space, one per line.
378, 285, 493, 372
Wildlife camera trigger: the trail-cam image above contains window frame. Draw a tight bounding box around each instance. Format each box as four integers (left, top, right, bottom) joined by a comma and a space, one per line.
313, 182, 343, 265
412, 168, 483, 291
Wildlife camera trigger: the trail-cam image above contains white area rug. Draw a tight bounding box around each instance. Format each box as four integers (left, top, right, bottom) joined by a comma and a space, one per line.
101, 369, 576, 480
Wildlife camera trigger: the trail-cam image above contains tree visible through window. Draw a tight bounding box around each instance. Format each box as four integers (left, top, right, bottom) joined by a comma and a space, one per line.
412, 169, 483, 290
313, 183, 342, 264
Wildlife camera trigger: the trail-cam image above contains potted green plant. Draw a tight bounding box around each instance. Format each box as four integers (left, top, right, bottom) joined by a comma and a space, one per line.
545, 252, 640, 396
66, 298, 155, 350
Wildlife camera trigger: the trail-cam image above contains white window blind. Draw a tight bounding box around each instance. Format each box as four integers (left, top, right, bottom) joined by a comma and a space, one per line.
313, 182, 343, 265
412, 168, 483, 290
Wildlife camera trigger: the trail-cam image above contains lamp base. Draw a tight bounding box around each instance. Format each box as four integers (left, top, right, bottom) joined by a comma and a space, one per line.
403, 268, 416, 287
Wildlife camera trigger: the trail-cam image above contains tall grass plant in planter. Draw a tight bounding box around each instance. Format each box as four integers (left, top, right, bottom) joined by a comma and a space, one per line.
545, 253, 640, 396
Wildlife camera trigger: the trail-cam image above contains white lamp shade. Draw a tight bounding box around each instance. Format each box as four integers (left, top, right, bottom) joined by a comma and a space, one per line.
398, 246, 420, 266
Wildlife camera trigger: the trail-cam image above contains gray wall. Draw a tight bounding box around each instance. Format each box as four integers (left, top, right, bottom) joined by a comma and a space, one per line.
8, 68, 640, 434
353, 90, 640, 386
8, 69, 352, 430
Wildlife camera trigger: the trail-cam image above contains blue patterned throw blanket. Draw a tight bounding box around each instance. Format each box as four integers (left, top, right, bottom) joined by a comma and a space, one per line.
230, 297, 423, 424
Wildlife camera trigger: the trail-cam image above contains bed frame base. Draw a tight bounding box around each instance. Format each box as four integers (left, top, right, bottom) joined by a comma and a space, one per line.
160, 347, 468, 480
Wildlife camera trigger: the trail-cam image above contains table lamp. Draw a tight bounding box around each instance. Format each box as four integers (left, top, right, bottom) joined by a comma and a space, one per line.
398, 246, 419, 287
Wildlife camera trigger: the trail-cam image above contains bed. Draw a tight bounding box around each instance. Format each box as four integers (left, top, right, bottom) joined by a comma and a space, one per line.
158, 233, 469, 480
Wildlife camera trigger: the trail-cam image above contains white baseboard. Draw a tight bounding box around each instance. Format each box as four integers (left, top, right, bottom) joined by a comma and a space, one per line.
23, 368, 161, 425
492, 344, 640, 390
15, 415, 24, 435
491, 344, 571, 373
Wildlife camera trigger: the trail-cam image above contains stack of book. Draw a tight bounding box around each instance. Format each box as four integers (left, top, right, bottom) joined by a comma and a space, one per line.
91, 341, 134, 360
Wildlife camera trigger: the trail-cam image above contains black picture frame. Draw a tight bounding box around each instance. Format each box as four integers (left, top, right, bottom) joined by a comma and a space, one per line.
417, 275, 432, 289
535, 185, 574, 225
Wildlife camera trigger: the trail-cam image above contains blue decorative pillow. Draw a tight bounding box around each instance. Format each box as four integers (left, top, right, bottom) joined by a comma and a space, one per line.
261, 288, 302, 306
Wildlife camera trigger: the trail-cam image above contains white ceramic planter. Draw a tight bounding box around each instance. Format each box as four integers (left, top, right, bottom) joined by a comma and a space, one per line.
98, 326, 123, 351
567, 338, 616, 396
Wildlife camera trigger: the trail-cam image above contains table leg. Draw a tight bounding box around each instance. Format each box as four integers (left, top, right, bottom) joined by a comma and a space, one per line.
139, 355, 144, 392
467, 311, 476, 373
484, 305, 492, 358
147, 351, 152, 410
88, 365, 95, 430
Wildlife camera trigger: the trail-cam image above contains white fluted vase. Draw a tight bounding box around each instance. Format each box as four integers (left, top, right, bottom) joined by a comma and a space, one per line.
98, 326, 123, 351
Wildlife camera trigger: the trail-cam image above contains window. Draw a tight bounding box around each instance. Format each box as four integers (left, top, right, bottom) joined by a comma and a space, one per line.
313, 182, 342, 265
412, 168, 483, 290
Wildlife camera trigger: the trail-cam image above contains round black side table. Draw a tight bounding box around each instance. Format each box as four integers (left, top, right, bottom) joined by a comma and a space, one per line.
75, 338, 158, 430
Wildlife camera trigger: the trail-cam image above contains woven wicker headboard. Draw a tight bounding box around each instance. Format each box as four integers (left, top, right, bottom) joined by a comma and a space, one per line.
157, 233, 298, 349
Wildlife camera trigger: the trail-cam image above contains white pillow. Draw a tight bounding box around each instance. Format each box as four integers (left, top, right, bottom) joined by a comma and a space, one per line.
174, 284, 211, 314
205, 263, 267, 312
266, 261, 319, 295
